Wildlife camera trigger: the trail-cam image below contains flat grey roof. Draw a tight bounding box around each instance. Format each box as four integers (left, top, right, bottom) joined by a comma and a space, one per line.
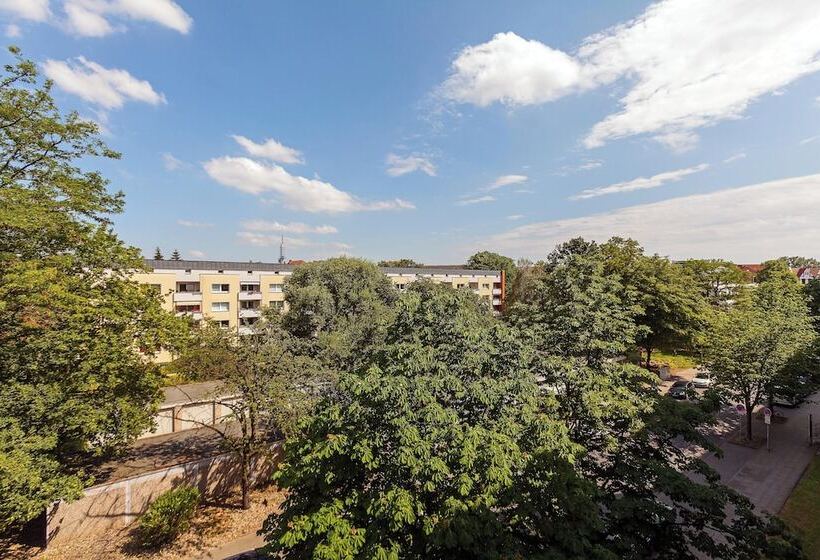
162, 381, 227, 407
143, 259, 500, 277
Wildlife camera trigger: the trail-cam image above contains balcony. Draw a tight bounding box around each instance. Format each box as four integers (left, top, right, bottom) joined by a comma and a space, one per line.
173, 291, 202, 303
239, 308, 261, 319
238, 326, 254, 336
176, 311, 203, 321
492, 298, 501, 306
492, 288, 502, 295
238, 291, 263, 301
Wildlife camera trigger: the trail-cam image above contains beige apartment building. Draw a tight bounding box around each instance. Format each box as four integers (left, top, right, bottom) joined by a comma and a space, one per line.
135, 259, 505, 333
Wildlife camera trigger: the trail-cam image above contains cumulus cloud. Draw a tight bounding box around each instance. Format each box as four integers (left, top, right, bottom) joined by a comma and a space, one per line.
63, 0, 192, 37
441, 1, 820, 150
480, 173, 820, 262
385, 153, 436, 177
441, 32, 583, 106
240, 220, 338, 235
232, 134, 304, 165
177, 219, 214, 228
457, 195, 495, 206
43, 57, 166, 109
203, 156, 414, 214
483, 174, 528, 191
571, 164, 708, 200
0, 0, 49, 21
237, 232, 351, 252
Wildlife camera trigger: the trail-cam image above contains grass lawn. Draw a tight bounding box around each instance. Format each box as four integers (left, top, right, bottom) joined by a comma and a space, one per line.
780, 455, 820, 560
627, 348, 700, 370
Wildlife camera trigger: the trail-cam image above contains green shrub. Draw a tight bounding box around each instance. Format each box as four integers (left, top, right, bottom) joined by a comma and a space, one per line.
137, 485, 201, 547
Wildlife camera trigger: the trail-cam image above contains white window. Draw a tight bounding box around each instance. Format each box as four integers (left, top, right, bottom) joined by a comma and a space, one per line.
269, 283, 284, 293
211, 301, 230, 312
217, 320, 230, 329
396, 283, 406, 291
269, 301, 284, 311
211, 283, 230, 293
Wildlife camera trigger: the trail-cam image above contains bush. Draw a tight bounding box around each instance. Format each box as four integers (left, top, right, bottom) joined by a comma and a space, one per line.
137, 485, 201, 547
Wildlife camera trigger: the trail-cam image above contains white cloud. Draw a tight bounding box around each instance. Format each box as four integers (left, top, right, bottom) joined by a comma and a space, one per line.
0, 0, 49, 21
507, 214, 524, 220
232, 135, 304, 165
481, 173, 820, 262
5, 23, 21, 37
483, 174, 528, 192
177, 219, 213, 228
189, 249, 205, 258
442, 1, 820, 150
555, 159, 604, 176
571, 163, 708, 200
63, 0, 191, 37
162, 152, 186, 171
799, 134, 820, 146
237, 232, 351, 252
203, 156, 414, 214
240, 220, 338, 235
457, 195, 495, 206
723, 152, 747, 163
43, 57, 166, 109
441, 32, 583, 106
385, 153, 437, 177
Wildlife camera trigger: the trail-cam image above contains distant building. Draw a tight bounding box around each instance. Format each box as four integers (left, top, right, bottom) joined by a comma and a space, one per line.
134, 259, 505, 335
796, 266, 820, 285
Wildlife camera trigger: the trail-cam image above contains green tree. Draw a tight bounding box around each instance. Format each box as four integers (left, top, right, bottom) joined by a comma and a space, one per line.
600, 238, 706, 367
377, 258, 423, 268
170, 316, 330, 509
170, 248, 181, 261
0, 48, 184, 532
704, 265, 815, 440
282, 257, 398, 370
466, 250, 516, 297
263, 282, 586, 558
804, 279, 820, 330
263, 274, 802, 559
781, 256, 819, 268
680, 259, 746, 307
153, 246, 164, 260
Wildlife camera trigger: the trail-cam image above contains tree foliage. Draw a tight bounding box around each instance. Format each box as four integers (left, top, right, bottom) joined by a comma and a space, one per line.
680, 259, 746, 307
703, 264, 815, 440
377, 258, 424, 268
282, 257, 398, 370
263, 260, 802, 558
466, 251, 517, 297
0, 48, 184, 532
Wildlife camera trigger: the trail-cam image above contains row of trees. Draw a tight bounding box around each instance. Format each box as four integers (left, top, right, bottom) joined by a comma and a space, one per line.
153, 247, 182, 260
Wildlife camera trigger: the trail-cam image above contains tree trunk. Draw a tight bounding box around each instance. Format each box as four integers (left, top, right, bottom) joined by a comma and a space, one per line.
645, 346, 652, 369
241, 449, 250, 510
745, 406, 753, 441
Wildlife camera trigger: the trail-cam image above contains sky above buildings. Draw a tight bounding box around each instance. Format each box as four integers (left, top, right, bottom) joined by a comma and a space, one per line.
4, 0, 820, 264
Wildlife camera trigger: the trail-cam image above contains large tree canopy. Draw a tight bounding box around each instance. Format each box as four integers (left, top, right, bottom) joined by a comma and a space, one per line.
704, 262, 815, 440
263, 258, 802, 558
0, 48, 184, 532
466, 251, 517, 297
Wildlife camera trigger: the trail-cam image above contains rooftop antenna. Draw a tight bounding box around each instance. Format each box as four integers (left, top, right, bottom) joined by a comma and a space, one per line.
278, 235, 285, 264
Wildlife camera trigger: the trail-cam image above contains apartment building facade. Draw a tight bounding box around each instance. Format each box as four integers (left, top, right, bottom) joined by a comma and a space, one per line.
135, 259, 505, 333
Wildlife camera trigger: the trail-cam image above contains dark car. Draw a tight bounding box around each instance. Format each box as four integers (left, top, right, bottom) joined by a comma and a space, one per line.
668, 380, 694, 400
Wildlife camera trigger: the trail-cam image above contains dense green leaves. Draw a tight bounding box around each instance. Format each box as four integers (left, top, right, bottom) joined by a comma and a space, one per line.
704, 262, 815, 439
0, 48, 185, 532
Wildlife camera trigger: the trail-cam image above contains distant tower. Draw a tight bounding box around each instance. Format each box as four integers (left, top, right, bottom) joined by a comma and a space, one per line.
278, 235, 285, 264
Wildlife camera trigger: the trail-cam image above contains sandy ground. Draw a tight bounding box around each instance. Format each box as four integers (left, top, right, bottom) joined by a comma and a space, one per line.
5, 485, 285, 560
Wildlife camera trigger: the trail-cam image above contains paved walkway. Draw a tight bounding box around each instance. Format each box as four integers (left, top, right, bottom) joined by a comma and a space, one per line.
197, 531, 265, 560
696, 391, 819, 514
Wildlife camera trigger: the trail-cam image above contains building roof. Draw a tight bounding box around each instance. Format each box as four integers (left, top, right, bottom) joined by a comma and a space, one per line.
143, 259, 501, 277
161, 381, 227, 407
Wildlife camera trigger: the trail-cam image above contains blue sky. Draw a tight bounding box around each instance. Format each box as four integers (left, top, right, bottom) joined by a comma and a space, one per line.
4, 0, 820, 263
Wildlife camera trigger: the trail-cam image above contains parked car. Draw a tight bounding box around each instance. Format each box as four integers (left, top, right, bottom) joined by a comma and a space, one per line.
668, 380, 694, 400
692, 371, 712, 388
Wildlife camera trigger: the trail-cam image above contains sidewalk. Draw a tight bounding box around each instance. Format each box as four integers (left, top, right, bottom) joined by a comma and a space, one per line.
698, 391, 819, 514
